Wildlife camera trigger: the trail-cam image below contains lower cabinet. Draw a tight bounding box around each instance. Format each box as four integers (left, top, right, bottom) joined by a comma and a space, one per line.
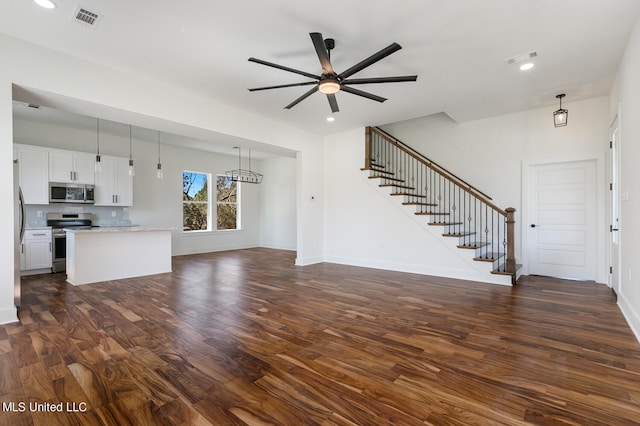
21, 229, 52, 273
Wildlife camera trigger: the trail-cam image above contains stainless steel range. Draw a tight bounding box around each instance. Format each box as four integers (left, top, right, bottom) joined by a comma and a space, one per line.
47, 213, 93, 273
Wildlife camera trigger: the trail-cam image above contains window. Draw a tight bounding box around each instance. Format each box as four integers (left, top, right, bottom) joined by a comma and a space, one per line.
183, 171, 210, 232
216, 175, 239, 230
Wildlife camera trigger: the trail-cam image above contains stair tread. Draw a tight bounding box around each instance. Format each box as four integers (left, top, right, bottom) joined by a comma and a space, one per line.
457, 242, 489, 249
473, 252, 506, 262
361, 165, 391, 172
491, 264, 522, 276
369, 176, 404, 182
380, 184, 415, 190
403, 202, 439, 206
415, 211, 450, 215
428, 222, 463, 226
443, 232, 475, 237
391, 193, 427, 198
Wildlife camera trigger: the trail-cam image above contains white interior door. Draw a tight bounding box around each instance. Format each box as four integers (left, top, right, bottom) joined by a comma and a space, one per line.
527, 160, 597, 280
609, 125, 620, 293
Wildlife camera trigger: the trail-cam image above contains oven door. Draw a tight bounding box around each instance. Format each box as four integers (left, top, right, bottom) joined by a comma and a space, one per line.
52, 231, 66, 273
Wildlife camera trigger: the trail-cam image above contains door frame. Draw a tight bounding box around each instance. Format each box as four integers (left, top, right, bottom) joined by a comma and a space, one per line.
522, 155, 607, 282
607, 112, 621, 292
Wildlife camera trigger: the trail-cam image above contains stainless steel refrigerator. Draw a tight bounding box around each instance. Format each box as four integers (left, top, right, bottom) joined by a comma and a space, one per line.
13, 159, 25, 307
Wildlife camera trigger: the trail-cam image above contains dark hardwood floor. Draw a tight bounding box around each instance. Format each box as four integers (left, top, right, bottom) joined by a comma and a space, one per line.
2, 248, 640, 425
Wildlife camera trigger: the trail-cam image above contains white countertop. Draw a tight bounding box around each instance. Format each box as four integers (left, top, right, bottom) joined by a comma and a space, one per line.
65, 226, 174, 234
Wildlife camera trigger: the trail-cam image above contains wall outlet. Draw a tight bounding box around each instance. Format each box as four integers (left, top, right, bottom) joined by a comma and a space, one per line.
37, 211, 43, 218
111, 211, 117, 217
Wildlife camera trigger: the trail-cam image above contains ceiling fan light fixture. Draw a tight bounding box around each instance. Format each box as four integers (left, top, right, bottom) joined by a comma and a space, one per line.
519, 62, 534, 71
318, 79, 340, 95
34, 0, 56, 9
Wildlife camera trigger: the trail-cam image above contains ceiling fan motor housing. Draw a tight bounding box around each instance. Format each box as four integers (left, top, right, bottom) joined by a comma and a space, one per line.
324, 38, 335, 51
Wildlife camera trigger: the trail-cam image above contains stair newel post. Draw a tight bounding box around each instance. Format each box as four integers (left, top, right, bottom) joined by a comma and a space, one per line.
365, 127, 373, 170
505, 207, 516, 278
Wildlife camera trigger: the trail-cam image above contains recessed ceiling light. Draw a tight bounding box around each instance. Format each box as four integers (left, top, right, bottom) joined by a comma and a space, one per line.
34, 0, 56, 9
326, 116, 335, 122
519, 62, 534, 71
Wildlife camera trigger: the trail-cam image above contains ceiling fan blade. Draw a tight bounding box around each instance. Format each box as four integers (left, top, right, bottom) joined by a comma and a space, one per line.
341, 86, 387, 103
327, 94, 339, 113
284, 86, 318, 109
310, 32, 334, 74
249, 57, 320, 80
248, 81, 317, 92
342, 76, 418, 85
338, 43, 402, 80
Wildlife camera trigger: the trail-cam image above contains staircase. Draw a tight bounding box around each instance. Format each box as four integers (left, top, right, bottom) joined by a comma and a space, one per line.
362, 127, 519, 285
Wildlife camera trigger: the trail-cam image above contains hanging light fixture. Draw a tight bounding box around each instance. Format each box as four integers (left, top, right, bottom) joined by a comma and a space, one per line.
553, 93, 568, 127
94, 118, 101, 173
128, 125, 135, 176
156, 131, 163, 179
225, 147, 263, 184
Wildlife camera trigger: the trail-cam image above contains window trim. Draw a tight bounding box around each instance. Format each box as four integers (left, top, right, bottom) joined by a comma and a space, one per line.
182, 170, 212, 233
216, 174, 241, 231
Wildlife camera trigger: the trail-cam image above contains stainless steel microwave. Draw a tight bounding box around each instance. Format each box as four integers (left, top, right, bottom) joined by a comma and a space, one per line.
49, 182, 95, 204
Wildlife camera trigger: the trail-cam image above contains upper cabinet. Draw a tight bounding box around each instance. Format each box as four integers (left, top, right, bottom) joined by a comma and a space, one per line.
15, 145, 49, 205
49, 150, 95, 184
94, 156, 133, 206
15, 144, 133, 206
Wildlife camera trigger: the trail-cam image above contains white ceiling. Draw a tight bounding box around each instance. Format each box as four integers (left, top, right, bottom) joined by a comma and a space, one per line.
3, 0, 640, 140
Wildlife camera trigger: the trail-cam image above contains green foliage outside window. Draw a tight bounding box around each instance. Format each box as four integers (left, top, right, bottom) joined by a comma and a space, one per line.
183, 171, 209, 231
217, 176, 238, 230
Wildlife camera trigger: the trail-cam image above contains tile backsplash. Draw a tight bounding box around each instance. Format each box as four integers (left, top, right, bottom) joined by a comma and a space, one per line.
25, 204, 132, 228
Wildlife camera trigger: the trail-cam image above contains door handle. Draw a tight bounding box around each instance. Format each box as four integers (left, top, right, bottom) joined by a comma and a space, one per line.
530, 224, 537, 228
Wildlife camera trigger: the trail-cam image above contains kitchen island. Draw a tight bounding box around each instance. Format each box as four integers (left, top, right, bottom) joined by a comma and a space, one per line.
65, 226, 172, 285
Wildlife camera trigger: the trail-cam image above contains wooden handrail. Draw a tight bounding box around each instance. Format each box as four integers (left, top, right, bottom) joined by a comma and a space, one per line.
367, 127, 505, 215
373, 127, 493, 200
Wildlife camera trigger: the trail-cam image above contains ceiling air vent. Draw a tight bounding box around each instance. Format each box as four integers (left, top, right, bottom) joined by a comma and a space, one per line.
71, 6, 102, 28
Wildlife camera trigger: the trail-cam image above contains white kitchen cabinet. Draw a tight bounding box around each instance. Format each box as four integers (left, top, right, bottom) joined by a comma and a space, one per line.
49, 150, 95, 184
22, 229, 52, 272
94, 156, 133, 206
15, 145, 49, 205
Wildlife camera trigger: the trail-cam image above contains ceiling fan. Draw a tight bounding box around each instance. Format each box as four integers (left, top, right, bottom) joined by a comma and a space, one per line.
248, 32, 418, 113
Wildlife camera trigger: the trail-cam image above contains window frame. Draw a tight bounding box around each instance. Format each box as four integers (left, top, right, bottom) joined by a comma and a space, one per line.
216, 174, 241, 231
182, 170, 212, 233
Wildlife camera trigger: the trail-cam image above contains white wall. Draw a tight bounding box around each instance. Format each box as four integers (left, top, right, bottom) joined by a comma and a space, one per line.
381, 97, 610, 283
323, 128, 500, 282
0, 34, 321, 324
260, 156, 297, 250
614, 13, 640, 341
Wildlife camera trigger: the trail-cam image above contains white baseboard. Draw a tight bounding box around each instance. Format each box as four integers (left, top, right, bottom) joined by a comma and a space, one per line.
0, 306, 18, 325
260, 242, 296, 251
618, 292, 640, 344
295, 256, 323, 266
323, 255, 512, 286
172, 243, 259, 256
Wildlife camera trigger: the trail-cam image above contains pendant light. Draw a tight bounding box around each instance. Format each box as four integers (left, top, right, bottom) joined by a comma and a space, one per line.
225, 147, 263, 184
128, 125, 135, 176
156, 131, 163, 179
553, 93, 568, 127
94, 118, 101, 173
